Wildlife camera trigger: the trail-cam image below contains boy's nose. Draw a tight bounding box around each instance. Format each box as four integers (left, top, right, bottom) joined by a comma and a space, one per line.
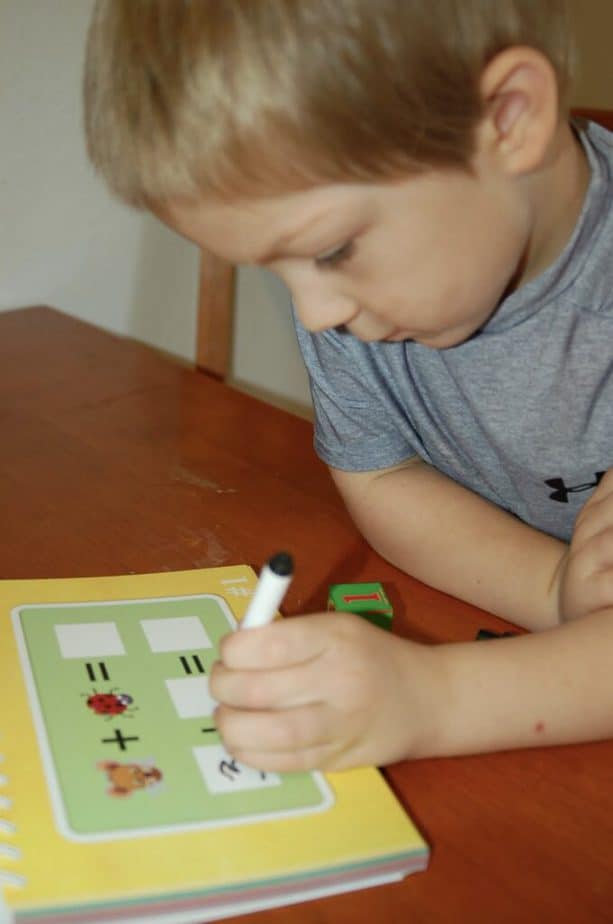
292, 288, 358, 333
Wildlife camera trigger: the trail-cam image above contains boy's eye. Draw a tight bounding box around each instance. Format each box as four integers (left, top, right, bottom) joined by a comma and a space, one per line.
314, 240, 355, 270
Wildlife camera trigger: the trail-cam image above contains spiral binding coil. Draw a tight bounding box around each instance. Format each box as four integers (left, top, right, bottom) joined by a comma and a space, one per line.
0, 754, 25, 893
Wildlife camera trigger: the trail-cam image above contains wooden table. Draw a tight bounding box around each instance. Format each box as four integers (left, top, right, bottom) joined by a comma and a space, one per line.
2, 306, 612, 922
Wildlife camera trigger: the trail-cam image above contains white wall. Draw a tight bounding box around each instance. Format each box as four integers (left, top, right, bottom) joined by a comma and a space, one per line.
233, 268, 311, 409
1, 0, 198, 363
0, 0, 310, 409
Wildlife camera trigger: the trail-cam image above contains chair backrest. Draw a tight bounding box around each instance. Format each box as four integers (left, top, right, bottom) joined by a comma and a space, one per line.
195, 108, 613, 379
195, 251, 236, 378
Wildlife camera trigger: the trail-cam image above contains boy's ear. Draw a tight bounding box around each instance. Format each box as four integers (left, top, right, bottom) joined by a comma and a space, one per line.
475, 47, 560, 176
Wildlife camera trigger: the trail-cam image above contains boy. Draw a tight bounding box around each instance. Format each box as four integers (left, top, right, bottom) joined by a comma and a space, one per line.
84, 1, 613, 771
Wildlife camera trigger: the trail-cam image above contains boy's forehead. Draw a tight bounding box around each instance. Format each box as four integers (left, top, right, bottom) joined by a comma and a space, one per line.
161, 182, 374, 263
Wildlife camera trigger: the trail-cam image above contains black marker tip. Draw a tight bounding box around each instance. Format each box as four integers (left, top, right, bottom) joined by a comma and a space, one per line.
268, 551, 294, 576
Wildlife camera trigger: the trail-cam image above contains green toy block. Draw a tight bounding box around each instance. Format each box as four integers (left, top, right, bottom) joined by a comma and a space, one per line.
327, 582, 394, 630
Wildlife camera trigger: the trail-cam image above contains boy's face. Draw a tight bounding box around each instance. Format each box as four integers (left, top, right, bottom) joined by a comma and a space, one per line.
160, 152, 534, 348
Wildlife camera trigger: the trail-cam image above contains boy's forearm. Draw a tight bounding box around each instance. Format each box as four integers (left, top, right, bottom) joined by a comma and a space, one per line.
414, 610, 613, 758
332, 460, 566, 631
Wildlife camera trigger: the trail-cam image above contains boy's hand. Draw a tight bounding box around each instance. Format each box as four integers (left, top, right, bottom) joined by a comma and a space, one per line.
557, 469, 613, 621
210, 613, 436, 772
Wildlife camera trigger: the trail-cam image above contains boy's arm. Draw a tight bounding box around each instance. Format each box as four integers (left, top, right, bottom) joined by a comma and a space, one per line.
417, 608, 613, 757
212, 463, 613, 769
331, 458, 566, 630
212, 605, 613, 769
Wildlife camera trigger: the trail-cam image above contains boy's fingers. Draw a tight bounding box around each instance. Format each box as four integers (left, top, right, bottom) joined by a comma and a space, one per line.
597, 469, 613, 493
215, 702, 335, 756
219, 613, 335, 670
210, 658, 322, 710
574, 500, 613, 549
579, 527, 613, 569
592, 569, 613, 607
231, 743, 338, 774
583, 470, 613, 512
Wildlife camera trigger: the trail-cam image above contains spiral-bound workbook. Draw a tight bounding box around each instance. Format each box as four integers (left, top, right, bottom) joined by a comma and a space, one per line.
0, 566, 428, 924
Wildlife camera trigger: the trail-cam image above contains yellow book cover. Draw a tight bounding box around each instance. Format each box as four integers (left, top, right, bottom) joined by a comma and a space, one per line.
0, 567, 428, 923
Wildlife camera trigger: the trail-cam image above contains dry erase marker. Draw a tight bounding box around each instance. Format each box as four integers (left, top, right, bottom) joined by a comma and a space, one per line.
241, 552, 294, 629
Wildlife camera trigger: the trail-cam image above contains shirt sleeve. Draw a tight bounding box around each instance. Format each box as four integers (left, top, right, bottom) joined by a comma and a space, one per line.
292, 309, 421, 472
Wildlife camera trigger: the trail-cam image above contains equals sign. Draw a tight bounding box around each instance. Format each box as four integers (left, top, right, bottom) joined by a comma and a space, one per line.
180, 654, 205, 675
85, 661, 110, 682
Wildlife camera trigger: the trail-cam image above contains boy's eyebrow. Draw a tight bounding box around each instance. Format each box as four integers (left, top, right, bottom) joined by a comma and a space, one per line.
257, 208, 335, 264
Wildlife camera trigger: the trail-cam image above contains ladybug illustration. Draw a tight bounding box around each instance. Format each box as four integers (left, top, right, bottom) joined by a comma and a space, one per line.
86, 689, 135, 717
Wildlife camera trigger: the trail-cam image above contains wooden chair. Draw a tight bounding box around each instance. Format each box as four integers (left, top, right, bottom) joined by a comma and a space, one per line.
195, 251, 236, 379
195, 108, 613, 379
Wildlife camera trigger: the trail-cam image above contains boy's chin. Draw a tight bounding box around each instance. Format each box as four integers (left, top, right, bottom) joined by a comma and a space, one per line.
415, 327, 481, 349
382, 330, 413, 342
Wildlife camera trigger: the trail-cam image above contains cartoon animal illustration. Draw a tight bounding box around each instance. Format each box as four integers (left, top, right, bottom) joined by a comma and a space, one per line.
85, 688, 135, 718
97, 760, 163, 797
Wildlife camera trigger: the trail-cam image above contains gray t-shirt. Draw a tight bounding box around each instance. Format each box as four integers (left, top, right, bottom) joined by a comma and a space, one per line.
294, 121, 613, 542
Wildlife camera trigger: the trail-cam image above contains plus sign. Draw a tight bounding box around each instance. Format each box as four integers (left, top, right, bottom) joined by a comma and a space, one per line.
101, 729, 140, 751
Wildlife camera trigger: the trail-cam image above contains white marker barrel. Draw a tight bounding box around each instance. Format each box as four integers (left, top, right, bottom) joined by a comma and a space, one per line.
241, 552, 294, 629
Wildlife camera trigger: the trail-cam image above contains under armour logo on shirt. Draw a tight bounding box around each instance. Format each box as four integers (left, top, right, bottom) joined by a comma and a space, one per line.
545, 471, 605, 503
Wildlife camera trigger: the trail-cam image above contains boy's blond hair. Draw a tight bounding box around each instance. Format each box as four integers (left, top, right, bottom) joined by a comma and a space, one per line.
84, 0, 574, 207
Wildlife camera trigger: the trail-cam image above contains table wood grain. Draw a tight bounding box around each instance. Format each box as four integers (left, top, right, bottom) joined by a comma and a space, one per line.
2, 306, 612, 922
